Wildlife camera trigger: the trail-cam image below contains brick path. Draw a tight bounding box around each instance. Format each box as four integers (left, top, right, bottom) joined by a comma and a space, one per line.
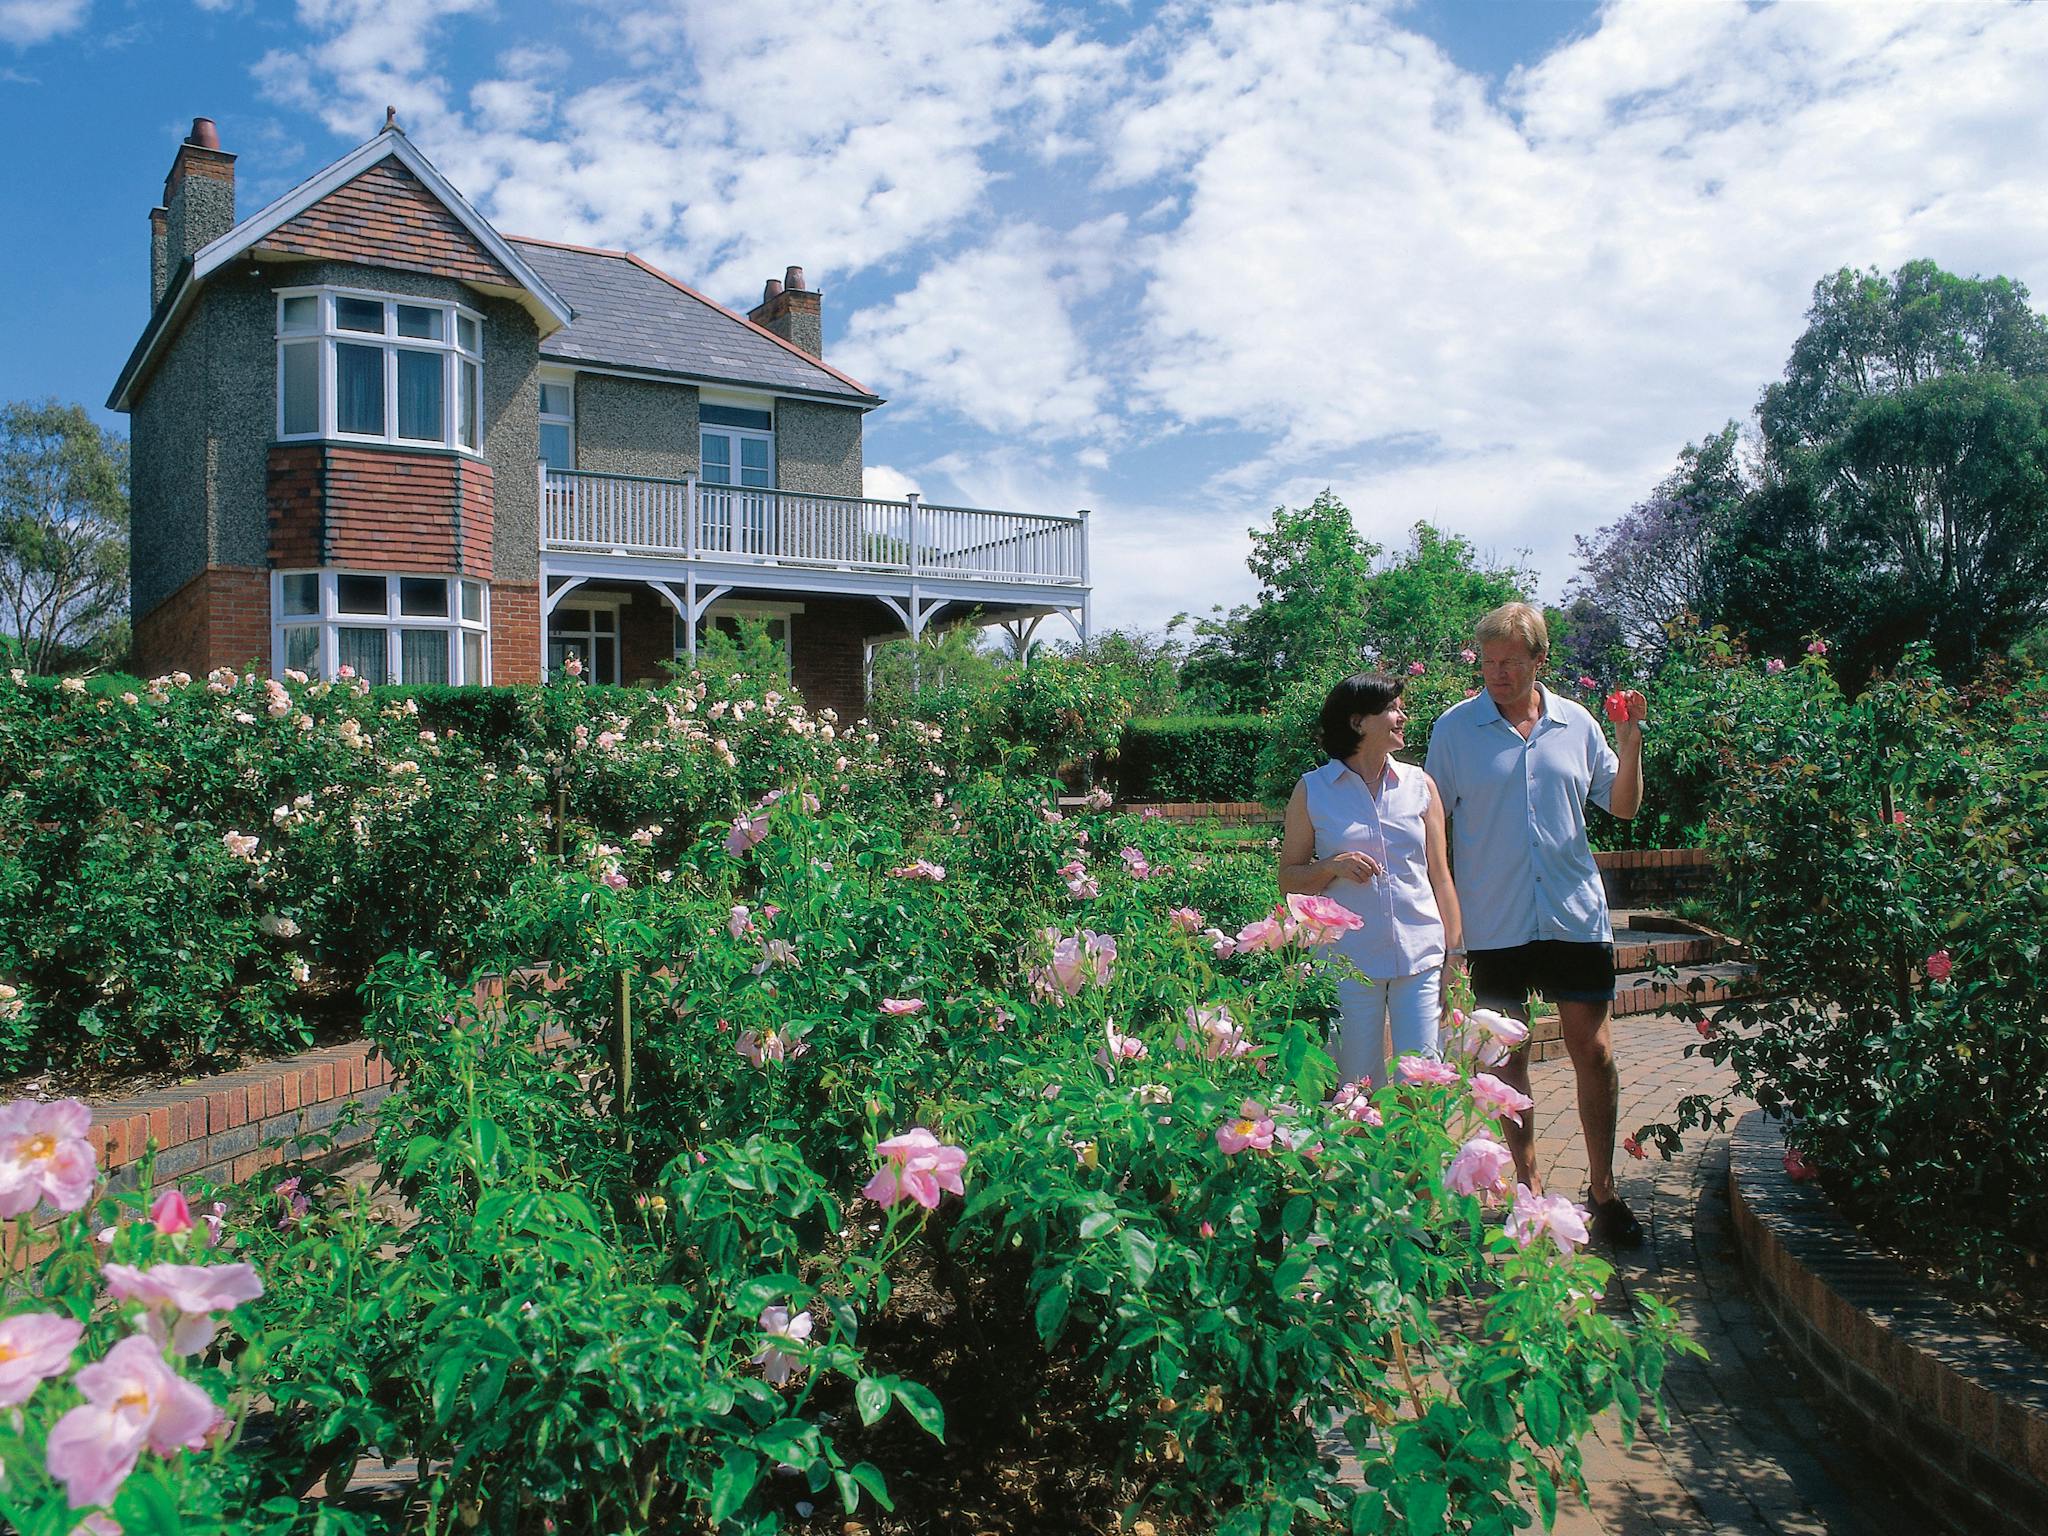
1534, 1010, 1901, 1535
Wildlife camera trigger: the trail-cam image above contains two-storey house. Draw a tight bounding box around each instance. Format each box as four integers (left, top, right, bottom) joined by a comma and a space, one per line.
109, 115, 1090, 719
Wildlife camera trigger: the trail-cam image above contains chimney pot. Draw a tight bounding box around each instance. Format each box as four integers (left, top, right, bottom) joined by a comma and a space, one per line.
763, 278, 784, 303
187, 117, 220, 150
785, 265, 806, 292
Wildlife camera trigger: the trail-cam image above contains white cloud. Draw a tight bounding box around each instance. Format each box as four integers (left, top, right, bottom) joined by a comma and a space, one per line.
0, 0, 88, 47
837, 219, 1122, 439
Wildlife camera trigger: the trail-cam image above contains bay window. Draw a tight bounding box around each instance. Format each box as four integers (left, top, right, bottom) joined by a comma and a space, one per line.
277, 289, 484, 451
273, 570, 490, 684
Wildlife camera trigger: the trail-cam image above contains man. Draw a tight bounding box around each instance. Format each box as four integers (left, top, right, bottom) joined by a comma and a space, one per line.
1424, 602, 1646, 1246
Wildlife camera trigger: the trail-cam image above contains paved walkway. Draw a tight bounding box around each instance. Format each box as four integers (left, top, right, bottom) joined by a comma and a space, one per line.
1536, 1010, 1901, 1536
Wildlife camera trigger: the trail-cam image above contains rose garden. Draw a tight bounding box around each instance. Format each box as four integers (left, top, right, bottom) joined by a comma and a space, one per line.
1, 607, 2043, 1534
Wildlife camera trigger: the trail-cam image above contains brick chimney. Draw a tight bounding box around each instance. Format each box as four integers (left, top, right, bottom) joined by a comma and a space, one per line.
158, 116, 235, 302
748, 264, 823, 358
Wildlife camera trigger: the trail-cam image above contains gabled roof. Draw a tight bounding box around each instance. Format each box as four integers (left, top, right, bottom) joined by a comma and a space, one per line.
510, 238, 880, 407
109, 128, 572, 411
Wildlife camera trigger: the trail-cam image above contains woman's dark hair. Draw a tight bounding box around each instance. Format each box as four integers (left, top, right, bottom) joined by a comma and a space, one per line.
1319, 671, 1404, 759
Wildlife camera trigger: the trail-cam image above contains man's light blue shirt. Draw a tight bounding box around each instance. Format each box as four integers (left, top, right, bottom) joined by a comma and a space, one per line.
1423, 684, 1619, 950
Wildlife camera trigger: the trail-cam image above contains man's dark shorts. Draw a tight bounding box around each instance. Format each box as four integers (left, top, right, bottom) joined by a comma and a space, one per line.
1466, 941, 1617, 1011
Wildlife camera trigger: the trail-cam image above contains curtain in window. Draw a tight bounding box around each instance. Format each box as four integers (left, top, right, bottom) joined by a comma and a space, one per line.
284, 627, 320, 676
281, 344, 319, 435
397, 351, 443, 440
336, 344, 384, 435
401, 629, 450, 684
337, 626, 388, 682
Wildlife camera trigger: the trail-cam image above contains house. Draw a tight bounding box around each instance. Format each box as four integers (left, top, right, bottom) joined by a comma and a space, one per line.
108, 115, 1090, 720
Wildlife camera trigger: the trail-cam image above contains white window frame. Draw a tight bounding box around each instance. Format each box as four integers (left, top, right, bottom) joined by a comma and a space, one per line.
271, 570, 491, 685
547, 595, 625, 685
539, 370, 576, 470
276, 286, 485, 453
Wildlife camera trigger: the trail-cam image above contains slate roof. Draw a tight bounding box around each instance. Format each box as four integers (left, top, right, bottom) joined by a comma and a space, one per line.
509, 238, 879, 407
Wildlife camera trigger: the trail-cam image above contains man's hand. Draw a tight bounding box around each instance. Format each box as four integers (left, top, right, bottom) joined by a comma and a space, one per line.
1604, 689, 1648, 737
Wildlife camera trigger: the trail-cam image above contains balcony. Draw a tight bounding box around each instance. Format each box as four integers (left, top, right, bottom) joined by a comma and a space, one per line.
539, 468, 1089, 590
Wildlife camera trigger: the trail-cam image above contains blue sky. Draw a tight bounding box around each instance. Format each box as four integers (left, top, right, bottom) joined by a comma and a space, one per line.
4, 0, 2044, 633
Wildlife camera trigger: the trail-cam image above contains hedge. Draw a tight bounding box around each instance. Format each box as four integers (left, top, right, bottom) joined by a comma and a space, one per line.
1114, 715, 1276, 802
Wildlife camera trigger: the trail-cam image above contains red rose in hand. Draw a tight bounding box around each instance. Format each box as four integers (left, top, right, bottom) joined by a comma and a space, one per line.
1604, 689, 1646, 724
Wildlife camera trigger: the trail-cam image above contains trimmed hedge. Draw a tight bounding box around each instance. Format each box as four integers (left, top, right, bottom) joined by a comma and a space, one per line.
1114, 715, 1276, 802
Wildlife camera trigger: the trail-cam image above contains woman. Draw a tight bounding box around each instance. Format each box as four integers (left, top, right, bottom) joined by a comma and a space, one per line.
1279, 672, 1464, 1093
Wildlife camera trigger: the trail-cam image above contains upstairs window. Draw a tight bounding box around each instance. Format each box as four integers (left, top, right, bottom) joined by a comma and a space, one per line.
539, 376, 575, 469
277, 289, 484, 451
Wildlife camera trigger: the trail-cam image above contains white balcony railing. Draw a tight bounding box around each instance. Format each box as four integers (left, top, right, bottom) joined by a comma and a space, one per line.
539, 468, 1088, 587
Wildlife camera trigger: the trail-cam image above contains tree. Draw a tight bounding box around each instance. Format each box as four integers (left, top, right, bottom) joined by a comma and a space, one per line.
1733, 262, 2048, 681
1357, 522, 1534, 665
0, 400, 129, 674
1567, 424, 1746, 663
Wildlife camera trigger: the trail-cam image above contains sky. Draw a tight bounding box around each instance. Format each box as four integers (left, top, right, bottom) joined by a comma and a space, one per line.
3, 0, 2046, 636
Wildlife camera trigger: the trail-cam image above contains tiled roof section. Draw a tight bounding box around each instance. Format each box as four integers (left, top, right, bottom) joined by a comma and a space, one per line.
509, 239, 877, 403
259, 161, 516, 288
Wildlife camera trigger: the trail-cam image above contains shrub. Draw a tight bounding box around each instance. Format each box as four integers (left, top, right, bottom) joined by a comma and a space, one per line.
1114, 715, 1275, 802
1633, 634, 2048, 1291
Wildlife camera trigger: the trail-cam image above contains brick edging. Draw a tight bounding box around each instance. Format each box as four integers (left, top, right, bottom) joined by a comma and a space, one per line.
1727, 1111, 2048, 1536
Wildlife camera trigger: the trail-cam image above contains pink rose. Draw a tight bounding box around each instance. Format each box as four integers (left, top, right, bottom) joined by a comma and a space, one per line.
1396, 1055, 1460, 1088
1232, 915, 1288, 954
1332, 1080, 1382, 1128
1118, 846, 1153, 879
1444, 1135, 1514, 1198
1095, 1021, 1149, 1070
0, 1097, 97, 1216
0, 1311, 84, 1406
1215, 1102, 1275, 1155
1469, 1072, 1535, 1126
1407, 660, 1427, 676
102, 1261, 264, 1355
1765, 657, 1786, 675
1923, 949, 1952, 982
753, 1305, 814, 1386
724, 814, 770, 857
1283, 892, 1364, 947
1806, 638, 1829, 656
44, 1335, 221, 1508
879, 998, 926, 1016
862, 1128, 967, 1210
220, 831, 259, 861
1783, 1146, 1819, 1182
1168, 906, 1203, 933
889, 859, 947, 882
1623, 1135, 1648, 1160
1460, 1008, 1529, 1066
1459, 648, 1477, 665
727, 904, 754, 939
1186, 1005, 1252, 1060
149, 1189, 195, 1236
1503, 1183, 1590, 1252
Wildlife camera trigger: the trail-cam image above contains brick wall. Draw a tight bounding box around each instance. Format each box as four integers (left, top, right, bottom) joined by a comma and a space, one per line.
791, 595, 884, 721
258, 159, 515, 288
490, 582, 541, 684
1593, 847, 1717, 909
131, 565, 270, 677
267, 444, 494, 579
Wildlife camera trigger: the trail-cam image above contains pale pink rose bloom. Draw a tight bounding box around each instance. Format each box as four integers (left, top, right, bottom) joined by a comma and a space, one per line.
1233, 915, 1289, 953
0, 1311, 84, 1405
1186, 1005, 1252, 1061
1443, 1135, 1515, 1199
1764, 657, 1786, 675
753, 1305, 814, 1387
202, 1201, 227, 1247
102, 1261, 264, 1355
889, 858, 947, 881
1504, 1183, 1591, 1252
275, 1176, 310, 1231
801, 791, 822, 813
1459, 648, 1478, 665
1084, 930, 1117, 985
1215, 1102, 1275, 1155
735, 1029, 788, 1069
1469, 1072, 1536, 1125
1461, 1008, 1530, 1066
220, 831, 259, 861
1119, 846, 1152, 879
757, 939, 797, 970
596, 731, 622, 750
1095, 1021, 1149, 1070
1806, 638, 1829, 656
0, 1097, 97, 1216
75, 1512, 122, 1535
1203, 927, 1238, 959
563, 656, 584, 677
1396, 1055, 1460, 1088
879, 998, 926, 1016
1407, 660, 1427, 676
1065, 872, 1100, 900
1331, 1080, 1382, 1128
862, 1128, 967, 1209
629, 826, 656, 846
1082, 787, 1113, 811
1044, 934, 1089, 998
45, 1334, 220, 1509
149, 1189, 195, 1236
596, 861, 629, 892
1168, 906, 1203, 933
1283, 892, 1365, 946
724, 814, 769, 856
727, 904, 754, 939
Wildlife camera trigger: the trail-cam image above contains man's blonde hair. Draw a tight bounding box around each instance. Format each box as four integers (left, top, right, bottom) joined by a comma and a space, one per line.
1474, 601, 1549, 659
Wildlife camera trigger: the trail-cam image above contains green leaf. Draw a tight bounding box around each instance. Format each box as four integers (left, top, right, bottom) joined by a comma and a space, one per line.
1398, 1479, 1449, 1532
1034, 1282, 1070, 1341
848, 1461, 895, 1511
709, 1446, 759, 1522
891, 1380, 946, 1440
855, 1375, 891, 1426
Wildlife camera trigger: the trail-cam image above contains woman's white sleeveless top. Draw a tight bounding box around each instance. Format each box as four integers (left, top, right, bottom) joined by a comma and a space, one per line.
1299, 756, 1445, 980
